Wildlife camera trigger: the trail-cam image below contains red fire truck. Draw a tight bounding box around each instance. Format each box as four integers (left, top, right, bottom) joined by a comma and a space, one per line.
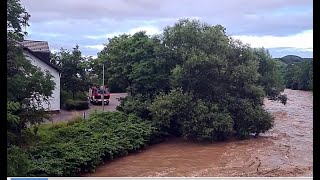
88, 86, 110, 105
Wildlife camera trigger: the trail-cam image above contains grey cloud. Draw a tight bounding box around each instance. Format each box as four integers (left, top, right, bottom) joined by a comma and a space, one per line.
21, 0, 312, 22
21, 0, 312, 36
21, 0, 312, 57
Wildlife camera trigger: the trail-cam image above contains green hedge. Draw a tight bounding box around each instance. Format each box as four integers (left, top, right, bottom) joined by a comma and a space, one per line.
7, 146, 32, 176
22, 112, 156, 176
64, 99, 89, 111
61, 90, 88, 109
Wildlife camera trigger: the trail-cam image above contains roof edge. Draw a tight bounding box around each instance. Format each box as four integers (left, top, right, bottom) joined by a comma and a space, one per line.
23, 47, 61, 73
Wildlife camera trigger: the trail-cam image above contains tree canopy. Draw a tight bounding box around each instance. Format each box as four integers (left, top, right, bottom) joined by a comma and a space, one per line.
7, 0, 55, 145
110, 19, 287, 140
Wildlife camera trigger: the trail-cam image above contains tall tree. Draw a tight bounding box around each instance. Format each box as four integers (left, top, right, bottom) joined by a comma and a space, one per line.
285, 60, 313, 91
52, 46, 89, 99
99, 32, 174, 95
7, 0, 30, 40
7, 0, 55, 145
254, 48, 287, 104
117, 19, 286, 140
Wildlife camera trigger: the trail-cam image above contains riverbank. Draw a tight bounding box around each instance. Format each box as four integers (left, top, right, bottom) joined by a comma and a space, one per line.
84, 89, 313, 177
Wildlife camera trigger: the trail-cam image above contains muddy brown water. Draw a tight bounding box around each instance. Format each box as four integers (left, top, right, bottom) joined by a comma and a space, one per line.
84, 89, 313, 177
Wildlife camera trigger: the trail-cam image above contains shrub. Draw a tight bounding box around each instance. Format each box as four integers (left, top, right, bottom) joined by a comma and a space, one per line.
26, 112, 156, 176
74, 91, 88, 101
150, 90, 235, 142
61, 90, 88, 109
149, 89, 194, 137
181, 101, 234, 142
7, 146, 32, 176
226, 98, 274, 138
60, 90, 73, 107
116, 95, 152, 120
64, 99, 89, 111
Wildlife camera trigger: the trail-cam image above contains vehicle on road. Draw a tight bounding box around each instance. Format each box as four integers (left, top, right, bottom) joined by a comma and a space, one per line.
88, 86, 110, 105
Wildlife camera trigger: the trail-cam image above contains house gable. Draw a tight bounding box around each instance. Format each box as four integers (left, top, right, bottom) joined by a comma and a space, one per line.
23, 47, 61, 111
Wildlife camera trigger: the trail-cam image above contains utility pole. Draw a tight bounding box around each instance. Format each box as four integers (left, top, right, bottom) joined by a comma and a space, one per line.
102, 64, 105, 111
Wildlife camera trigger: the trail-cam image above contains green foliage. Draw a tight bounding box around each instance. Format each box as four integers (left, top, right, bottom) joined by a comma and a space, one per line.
226, 98, 274, 138
149, 89, 193, 136
60, 89, 72, 107
116, 95, 152, 120
7, 146, 32, 176
274, 55, 313, 91
254, 48, 287, 104
284, 60, 313, 91
25, 112, 155, 176
7, 101, 21, 145
182, 101, 234, 142
74, 91, 88, 101
64, 99, 89, 111
110, 19, 285, 142
7, 0, 55, 146
61, 90, 87, 109
149, 89, 236, 141
150, 89, 234, 141
51, 46, 90, 99
7, 0, 30, 40
278, 55, 311, 64
99, 31, 173, 96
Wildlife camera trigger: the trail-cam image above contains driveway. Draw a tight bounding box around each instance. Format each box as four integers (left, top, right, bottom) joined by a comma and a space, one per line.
49, 93, 128, 123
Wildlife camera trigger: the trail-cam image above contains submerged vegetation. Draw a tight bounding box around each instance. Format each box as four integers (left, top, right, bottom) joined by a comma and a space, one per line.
7, 0, 312, 177
112, 20, 284, 141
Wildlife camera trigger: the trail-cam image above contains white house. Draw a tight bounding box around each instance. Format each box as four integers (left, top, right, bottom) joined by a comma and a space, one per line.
20, 40, 61, 112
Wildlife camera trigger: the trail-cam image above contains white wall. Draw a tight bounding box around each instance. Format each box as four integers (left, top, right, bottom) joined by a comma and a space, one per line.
23, 51, 60, 111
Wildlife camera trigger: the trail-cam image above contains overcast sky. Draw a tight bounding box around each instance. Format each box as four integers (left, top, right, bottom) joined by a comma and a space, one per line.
21, 0, 313, 58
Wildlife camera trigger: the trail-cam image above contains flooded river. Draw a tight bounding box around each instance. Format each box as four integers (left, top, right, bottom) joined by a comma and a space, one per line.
85, 89, 313, 177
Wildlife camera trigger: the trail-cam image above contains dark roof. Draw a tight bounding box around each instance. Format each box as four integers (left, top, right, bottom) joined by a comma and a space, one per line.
21, 40, 50, 52
21, 40, 51, 63
20, 40, 60, 72
23, 47, 60, 72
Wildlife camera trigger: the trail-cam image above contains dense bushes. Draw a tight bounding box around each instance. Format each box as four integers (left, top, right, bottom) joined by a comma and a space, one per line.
116, 19, 279, 142
61, 90, 88, 110
7, 146, 32, 176
149, 89, 194, 137
116, 95, 152, 120
226, 98, 274, 137
284, 60, 313, 91
7, 112, 156, 176
64, 99, 89, 111
254, 48, 287, 104
148, 89, 272, 141
274, 56, 313, 91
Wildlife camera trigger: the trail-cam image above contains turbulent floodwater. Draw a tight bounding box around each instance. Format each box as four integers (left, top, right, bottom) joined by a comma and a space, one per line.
85, 89, 313, 177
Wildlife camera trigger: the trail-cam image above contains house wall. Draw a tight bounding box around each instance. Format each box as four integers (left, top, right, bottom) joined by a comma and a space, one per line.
23, 51, 60, 111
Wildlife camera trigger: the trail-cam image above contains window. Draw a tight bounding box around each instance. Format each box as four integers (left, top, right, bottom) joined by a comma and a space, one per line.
98, 89, 109, 94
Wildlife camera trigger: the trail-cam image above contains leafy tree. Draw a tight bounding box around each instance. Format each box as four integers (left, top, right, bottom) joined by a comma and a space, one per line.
116, 95, 152, 120
149, 89, 234, 141
7, 0, 30, 40
285, 60, 313, 91
86, 56, 104, 87
117, 19, 281, 141
254, 48, 287, 104
182, 100, 234, 142
51, 46, 89, 100
99, 32, 174, 95
149, 89, 194, 136
7, 0, 55, 144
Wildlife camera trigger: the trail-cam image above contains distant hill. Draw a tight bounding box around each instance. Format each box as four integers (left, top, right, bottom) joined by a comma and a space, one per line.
274, 55, 313, 64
